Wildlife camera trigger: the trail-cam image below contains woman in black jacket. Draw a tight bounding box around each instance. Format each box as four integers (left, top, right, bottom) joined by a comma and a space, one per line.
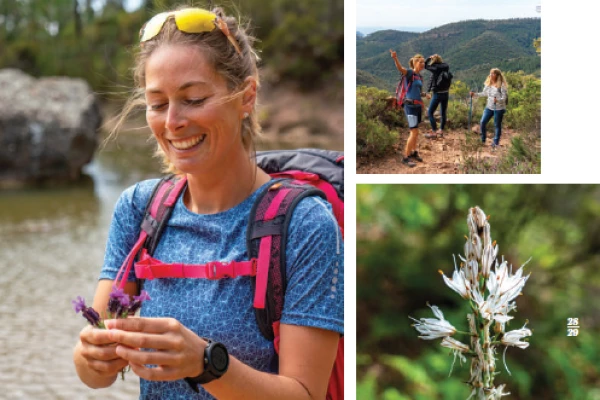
424, 54, 451, 139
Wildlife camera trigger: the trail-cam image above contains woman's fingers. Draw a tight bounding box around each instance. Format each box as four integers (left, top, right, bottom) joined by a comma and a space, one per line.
128, 362, 183, 382
107, 318, 185, 350
80, 325, 116, 346
115, 345, 183, 367
105, 317, 179, 333
80, 340, 121, 361
109, 329, 182, 351
86, 357, 130, 376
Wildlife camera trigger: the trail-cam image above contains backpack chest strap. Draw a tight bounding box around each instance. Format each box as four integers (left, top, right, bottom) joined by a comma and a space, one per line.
134, 250, 257, 280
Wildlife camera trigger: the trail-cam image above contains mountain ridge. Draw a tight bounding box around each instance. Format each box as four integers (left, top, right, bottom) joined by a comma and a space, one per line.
357, 18, 541, 92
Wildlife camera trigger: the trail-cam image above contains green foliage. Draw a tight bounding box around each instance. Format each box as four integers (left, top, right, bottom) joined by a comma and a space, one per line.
460, 133, 541, 174
449, 79, 469, 102
357, 185, 600, 399
259, 0, 343, 87
357, 69, 391, 92
534, 38, 541, 54
0, 0, 343, 94
356, 86, 403, 159
504, 71, 542, 133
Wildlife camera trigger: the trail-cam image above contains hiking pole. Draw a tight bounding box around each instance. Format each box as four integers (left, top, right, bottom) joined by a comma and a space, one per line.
468, 91, 473, 132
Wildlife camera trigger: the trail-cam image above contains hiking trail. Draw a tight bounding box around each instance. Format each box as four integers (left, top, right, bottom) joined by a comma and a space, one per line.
357, 127, 521, 174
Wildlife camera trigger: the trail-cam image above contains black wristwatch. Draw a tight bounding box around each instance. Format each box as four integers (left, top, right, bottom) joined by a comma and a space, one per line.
184, 340, 230, 392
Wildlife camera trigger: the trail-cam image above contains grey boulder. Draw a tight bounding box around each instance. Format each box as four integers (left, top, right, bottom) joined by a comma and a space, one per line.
0, 69, 102, 187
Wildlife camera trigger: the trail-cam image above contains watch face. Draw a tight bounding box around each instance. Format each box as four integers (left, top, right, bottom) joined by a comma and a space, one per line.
212, 345, 229, 372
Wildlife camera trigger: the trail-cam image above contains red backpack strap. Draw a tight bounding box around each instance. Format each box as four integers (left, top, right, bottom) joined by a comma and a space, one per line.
114, 174, 187, 290
246, 179, 325, 341
140, 175, 187, 255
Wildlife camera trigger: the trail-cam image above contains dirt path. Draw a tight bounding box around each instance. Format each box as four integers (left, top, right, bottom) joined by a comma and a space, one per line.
357, 127, 520, 174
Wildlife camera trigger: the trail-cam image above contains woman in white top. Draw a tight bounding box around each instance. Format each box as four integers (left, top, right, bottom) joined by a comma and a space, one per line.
470, 68, 508, 148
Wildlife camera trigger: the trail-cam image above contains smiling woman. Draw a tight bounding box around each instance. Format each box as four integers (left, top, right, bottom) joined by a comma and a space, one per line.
73, 6, 344, 400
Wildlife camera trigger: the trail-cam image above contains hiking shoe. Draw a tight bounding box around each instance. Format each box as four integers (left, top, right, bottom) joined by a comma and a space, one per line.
401, 157, 416, 167
424, 132, 437, 139
410, 151, 423, 162
491, 143, 499, 150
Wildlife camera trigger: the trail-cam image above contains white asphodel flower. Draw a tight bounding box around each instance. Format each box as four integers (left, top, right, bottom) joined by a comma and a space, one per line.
440, 257, 471, 299
441, 336, 470, 352
472, 290, 517, 323
489, 383, 510, 399
481, 241, 498, 278
501, 324, 532, 349
487, 259, 530, 302
481, 222, 491, 248
441, 337, 470, 376
467, 206, 488, 234
465, 234, 483, 260
410, 304, 457, 340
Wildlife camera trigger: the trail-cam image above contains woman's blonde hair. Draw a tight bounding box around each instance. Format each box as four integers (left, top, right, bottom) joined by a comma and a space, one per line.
431, 54, 443, 64
484, 68, 507, 89
108, 6, 260, 173
409, 53, 425, 69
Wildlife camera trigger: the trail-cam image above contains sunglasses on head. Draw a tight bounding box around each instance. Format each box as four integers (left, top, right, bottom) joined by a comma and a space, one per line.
139, 8, 242, 55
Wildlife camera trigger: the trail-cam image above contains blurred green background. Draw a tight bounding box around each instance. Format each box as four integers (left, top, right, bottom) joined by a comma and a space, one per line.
0, 0, 343, 91
357, 185, 600, 400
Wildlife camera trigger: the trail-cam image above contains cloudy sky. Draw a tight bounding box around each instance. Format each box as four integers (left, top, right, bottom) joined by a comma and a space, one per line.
356, 0, 541, 31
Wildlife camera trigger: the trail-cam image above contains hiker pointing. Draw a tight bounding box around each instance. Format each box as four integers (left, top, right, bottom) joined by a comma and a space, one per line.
390, 49, 426, 167
73, 7, 344, 400
470, 68, 509, 148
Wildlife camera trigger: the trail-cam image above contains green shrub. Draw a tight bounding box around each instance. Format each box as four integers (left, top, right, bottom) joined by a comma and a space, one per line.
461, 133, 541, 174
357, 86, 402, 158
504, 71, 541, 134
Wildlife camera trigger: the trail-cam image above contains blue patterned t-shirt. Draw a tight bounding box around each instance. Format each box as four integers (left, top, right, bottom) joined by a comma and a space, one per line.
405, 68, 423, 101
99, 179, 344, 399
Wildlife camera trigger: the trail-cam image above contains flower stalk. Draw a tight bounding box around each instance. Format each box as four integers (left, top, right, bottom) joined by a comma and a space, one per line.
410, 206, 531, 399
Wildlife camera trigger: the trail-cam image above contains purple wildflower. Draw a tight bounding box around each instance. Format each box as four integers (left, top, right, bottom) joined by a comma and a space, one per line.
108, 287, 127, 316
72, 296, 103, 328
72, 296, 86, 313
114, 294, 130, 318
82, 306, 102, 326
128, 290, 152, 316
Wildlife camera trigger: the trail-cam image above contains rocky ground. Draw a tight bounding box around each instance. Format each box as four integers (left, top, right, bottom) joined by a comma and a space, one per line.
357, 127, 522, 174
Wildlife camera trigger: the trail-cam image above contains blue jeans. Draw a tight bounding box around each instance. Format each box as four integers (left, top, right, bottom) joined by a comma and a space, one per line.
480, 107, 506, 145
428, 92, 448, 131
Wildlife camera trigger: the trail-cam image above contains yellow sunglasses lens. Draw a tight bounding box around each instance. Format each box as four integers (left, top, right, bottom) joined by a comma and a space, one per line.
175, 9, 217, 33
140, 11, 170, 42
140, 9, 217, 43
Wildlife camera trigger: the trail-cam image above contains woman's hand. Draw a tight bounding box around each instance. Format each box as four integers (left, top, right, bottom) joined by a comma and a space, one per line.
77, 325, 130, 378
426, 93, 432, 100
389, 49, 397, 59
105, 317, 206, 381
470, 91, 475, 98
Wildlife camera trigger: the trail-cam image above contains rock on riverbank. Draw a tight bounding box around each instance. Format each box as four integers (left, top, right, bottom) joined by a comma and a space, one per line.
0, 69, 102, 188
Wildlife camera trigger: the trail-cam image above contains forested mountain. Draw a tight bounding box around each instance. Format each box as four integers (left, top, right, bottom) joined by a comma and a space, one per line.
357, 18, 541, 92
357, 30, 420, 59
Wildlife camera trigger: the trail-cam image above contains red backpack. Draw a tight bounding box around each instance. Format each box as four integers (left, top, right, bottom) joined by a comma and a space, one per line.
114, 148, 344, 400
395, 71, 423, 109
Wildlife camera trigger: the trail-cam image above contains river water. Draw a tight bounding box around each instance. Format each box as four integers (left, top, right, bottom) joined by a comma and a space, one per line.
0, 132, 342, 399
